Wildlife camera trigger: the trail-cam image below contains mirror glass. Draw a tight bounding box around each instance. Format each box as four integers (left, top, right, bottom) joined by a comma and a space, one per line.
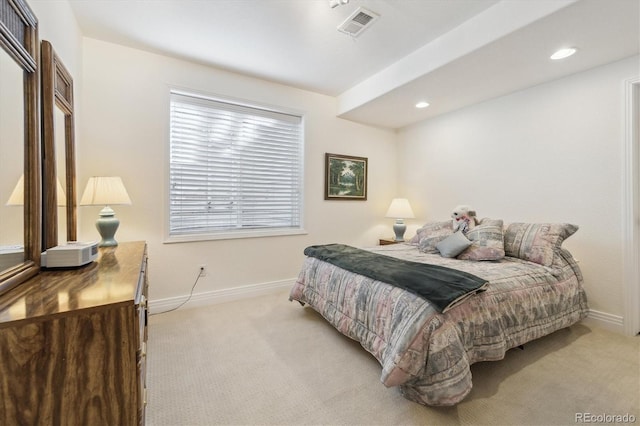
55, 107, 67, 244
0, 49, 25, 272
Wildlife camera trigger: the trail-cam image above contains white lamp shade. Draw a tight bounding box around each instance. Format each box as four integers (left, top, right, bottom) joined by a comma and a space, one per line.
56, 178, 67, 206
5, 175, 24, 206
385, 198, 415, 219
6, 175, 66, 206
80, 176, 132, 206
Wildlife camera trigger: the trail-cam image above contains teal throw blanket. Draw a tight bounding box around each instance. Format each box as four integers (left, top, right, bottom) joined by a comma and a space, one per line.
304, 244, 488, 313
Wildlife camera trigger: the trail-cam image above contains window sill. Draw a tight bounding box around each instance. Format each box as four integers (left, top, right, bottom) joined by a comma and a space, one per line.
164, 228, 308, 244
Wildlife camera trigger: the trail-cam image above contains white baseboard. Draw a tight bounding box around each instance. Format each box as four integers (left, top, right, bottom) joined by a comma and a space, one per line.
149, 278, 295, 314
583, 309, 625, 334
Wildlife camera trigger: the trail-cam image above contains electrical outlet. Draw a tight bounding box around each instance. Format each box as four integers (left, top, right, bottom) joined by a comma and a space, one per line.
199, 264, 207, 277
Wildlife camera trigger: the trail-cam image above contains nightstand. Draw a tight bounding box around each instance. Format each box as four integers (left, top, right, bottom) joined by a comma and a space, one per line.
379, 238, 402, 245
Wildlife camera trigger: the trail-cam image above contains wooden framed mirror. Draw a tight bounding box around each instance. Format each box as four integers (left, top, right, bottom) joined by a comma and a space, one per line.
41, 40, 77, 250
0, 0, 41, 294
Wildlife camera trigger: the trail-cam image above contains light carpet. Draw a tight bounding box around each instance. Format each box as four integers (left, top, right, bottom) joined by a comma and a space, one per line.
146, 288, 639, 425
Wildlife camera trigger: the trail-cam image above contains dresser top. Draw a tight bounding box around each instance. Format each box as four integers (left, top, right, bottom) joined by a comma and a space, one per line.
0, 241, 146, 325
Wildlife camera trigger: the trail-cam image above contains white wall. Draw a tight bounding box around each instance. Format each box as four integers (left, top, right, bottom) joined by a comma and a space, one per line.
31, 0, 83, 77
397, 55, 640, 318
78, 38, 397, 301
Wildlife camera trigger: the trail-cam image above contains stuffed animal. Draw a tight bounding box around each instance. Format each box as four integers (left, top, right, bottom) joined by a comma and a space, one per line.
451, 205, 478, 234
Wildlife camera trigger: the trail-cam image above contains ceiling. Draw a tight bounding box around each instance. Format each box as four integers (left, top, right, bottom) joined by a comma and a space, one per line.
68, 0, 640, 130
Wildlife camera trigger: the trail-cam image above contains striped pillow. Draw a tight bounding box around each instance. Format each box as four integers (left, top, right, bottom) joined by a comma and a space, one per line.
457, 218, 505, 261
504, 222, 578, 266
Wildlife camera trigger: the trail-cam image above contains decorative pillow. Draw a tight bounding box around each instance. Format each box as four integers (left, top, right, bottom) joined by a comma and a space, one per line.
415, 221, 454, 253
409, 221, 450, 244
504, 222, 578, 266
408, 229, 423, 245
436, 231, 472, 258
458, 218, 505, 261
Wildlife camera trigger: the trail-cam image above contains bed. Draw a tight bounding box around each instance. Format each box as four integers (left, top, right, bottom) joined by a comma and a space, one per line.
289, 220, 589, 406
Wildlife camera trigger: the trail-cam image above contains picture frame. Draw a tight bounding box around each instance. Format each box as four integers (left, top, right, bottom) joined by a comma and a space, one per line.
324, 153, 368, 200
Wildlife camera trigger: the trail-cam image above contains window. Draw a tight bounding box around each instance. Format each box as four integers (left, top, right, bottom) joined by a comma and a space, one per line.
168, 90, 304, 241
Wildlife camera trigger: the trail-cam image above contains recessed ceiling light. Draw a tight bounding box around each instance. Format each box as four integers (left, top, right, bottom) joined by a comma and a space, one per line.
550, 47, 577, 60
415, 101, 430, 109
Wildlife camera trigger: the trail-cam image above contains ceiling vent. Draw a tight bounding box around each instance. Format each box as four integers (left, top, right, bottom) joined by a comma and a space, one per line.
337, 7, 379, 37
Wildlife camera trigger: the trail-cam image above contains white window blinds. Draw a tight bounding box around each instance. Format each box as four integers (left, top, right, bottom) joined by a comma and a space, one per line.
169, 91, 303, 239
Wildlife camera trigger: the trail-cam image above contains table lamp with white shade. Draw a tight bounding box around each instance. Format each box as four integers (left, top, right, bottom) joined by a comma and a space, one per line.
385, 198, 415, 242
80, 176, 131, 247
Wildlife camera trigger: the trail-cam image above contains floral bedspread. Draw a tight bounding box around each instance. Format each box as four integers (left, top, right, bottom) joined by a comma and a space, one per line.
288, 243, 589, 406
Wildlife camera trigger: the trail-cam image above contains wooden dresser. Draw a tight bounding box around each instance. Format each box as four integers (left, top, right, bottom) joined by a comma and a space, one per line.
0, 241, 148, 426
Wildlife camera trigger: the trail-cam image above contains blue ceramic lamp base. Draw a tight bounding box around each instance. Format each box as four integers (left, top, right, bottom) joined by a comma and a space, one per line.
96, 206, 120, 247
393, 219, 406, 242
